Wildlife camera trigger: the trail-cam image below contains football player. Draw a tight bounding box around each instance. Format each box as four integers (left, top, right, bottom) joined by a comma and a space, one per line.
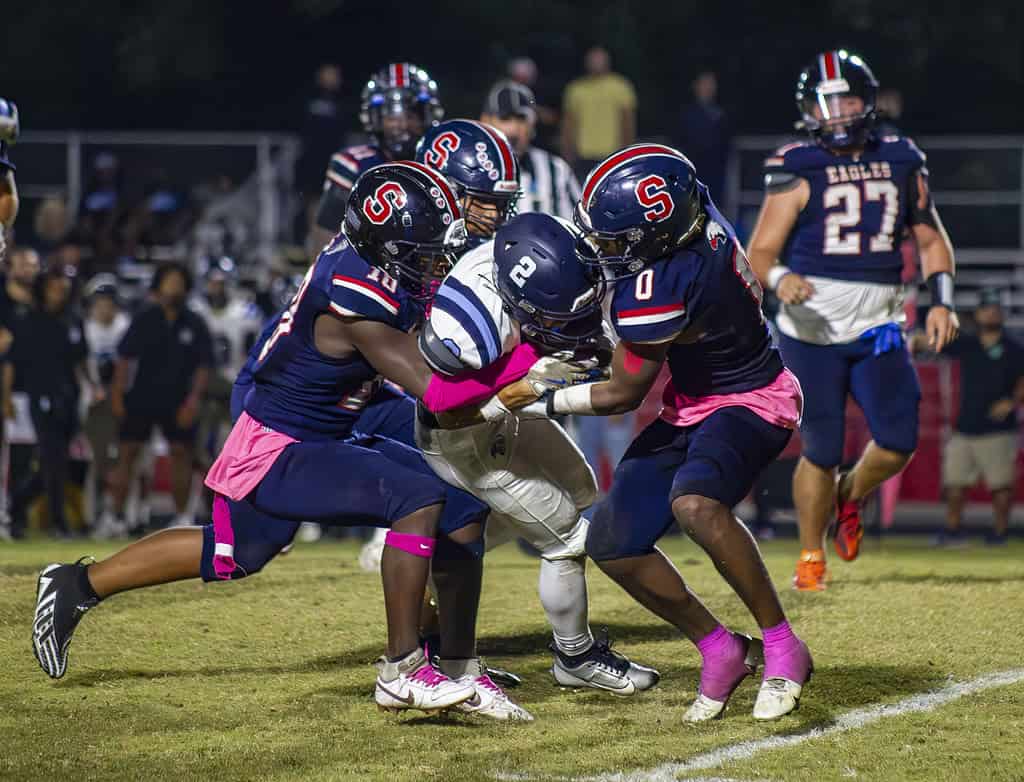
746, 50, 957, 590
417, 203, 659, 696
0, 98, 18, 251
506, 144, 813, 720
308, 63, 443, 251
30, 163, 536, 717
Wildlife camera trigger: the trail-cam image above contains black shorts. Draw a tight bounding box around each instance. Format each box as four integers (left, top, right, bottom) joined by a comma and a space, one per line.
120, 407, 197, 445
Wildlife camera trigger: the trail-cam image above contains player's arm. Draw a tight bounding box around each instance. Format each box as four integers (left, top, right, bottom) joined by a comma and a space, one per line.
309, 153, 359, 252
345, 319, 434, 399
747, 178, 813, 304
0, 169, 18, 228
908, 168, 958, 352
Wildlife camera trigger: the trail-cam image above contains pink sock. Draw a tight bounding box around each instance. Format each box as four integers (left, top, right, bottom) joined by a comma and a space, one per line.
762, 620, 811, 682
696, 624, 733, 658
762, 620, 796, 650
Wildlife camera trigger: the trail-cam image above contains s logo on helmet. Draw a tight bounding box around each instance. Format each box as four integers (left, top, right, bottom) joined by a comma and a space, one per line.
363, 182, 408, 225
424, 132, 461, 169
635, 175, 675, 222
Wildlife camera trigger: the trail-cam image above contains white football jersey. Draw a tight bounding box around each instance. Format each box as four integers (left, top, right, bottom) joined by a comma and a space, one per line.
775, 277, 906, 345
429, 241, 520, 371
191, 295, 264, 380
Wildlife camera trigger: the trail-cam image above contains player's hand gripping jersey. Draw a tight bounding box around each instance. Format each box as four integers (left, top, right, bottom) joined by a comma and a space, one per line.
763, 135, 933, 343
610, 186, 784, 398
243, 236, 422, 441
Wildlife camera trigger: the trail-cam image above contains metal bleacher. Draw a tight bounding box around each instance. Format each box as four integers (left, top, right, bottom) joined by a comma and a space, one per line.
728, 135, 1024, 327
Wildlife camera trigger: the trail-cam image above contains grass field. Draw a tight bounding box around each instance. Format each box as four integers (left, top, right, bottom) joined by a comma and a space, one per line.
2, 535, 1023, 782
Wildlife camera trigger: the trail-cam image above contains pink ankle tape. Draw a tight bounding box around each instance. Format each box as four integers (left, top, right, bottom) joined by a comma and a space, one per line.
385, 530, 436, 558
696, 624, 731, 657
762, 620, 796, 647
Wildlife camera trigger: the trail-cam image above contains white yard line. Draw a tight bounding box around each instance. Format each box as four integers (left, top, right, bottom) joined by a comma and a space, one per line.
496, 668, 1024, 782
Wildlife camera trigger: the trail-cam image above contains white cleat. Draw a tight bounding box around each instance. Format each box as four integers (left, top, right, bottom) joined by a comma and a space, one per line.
450, 659, 534, 721
374, 649, 475, 714
90, 511, 127, 540
550, 631, 659, 696
683, 634, 763, 723
684, 693, 729, 722
753, 676, 806, 720
358, 539, 385, 572
296, 522, 322, 543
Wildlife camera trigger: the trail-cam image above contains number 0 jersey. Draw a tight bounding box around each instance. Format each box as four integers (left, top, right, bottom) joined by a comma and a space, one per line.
244, 237, 422, 441
763, 135, 933, 344
610, 187, 783, 397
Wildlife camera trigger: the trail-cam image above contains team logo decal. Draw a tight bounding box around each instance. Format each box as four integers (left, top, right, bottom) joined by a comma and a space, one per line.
634, 174, 675, 222
363, 181, 408, 225
424, 131, 461, 169
706, 220, 728, 251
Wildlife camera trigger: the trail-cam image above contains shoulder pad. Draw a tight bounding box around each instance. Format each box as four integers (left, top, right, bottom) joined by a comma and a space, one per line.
878, 135, 928, 168
610, 258, 691, 344
327, 249, 403, 324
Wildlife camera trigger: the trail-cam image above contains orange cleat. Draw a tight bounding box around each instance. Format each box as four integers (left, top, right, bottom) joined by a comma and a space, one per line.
793, 551, 828, 591
832, 495, 864, 562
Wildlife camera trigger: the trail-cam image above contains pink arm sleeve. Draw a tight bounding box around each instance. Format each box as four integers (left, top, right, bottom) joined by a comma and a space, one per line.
421, 342, 541, 413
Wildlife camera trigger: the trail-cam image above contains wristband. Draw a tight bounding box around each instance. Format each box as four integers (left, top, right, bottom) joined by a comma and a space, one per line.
766, 265, 792, 291
549, 384, 595, 416
480, 396, 510, 422
926, 271, 954, 310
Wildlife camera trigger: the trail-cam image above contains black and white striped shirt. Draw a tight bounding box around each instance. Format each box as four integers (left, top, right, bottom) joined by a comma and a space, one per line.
516, 146, 580, 220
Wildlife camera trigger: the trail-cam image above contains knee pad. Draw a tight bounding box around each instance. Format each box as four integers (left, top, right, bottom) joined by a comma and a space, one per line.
433, 532, 485, 562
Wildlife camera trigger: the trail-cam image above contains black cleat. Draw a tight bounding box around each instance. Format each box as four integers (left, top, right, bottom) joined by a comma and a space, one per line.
32, 558, 98, 679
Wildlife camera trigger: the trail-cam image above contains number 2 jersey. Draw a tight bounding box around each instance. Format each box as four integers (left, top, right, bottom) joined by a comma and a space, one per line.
610, 186, 784, 399
243, 237, 422, 441
763, 135, 933, 344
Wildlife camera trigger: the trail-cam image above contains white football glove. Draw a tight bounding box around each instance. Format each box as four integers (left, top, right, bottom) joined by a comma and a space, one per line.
524, 355, 609, 397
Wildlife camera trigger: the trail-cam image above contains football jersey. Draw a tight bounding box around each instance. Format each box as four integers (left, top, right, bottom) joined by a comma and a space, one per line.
427, 241, 520, 372
323, 143, 388, 196
763, 135, 928, 285
191, 296, 264, 382
244, 236, 422, 441
610, 187, 783, 397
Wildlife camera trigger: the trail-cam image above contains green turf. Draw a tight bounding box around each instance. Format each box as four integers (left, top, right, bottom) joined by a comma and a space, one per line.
2, 536, 1023, 782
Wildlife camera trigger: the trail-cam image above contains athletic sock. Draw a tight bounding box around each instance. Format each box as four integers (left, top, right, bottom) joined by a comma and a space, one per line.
696, 624, 734, 659
695, 624, 748, 701
799, 548, 826, 562
539, 557, 594, 657
761, 620, 810, 681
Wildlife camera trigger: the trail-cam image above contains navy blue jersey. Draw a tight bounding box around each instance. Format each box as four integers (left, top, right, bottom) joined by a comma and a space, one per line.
243, 237, 422, 441
763, 136, 929, 285
323, 143, 388, 194
610, 188, 783, 397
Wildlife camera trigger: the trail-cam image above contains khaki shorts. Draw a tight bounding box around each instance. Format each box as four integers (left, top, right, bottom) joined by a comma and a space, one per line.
943, 431, 1019, 490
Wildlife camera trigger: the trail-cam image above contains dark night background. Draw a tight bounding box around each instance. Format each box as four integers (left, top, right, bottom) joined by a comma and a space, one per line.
3, 0, 1022, 135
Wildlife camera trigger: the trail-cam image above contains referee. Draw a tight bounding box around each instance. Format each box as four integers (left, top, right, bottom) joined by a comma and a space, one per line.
481, 81, 579, 220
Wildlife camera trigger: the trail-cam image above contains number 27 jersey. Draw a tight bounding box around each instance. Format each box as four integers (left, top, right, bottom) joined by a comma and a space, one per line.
763, 135, 929, 285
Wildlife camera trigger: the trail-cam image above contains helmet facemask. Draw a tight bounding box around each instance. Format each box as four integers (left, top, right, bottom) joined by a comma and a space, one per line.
380, 218, 467, 301
368, 94, 429, 160
460, 189, 519, 239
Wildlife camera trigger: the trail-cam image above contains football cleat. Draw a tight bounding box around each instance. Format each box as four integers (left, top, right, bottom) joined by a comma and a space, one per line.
683, 634, 763, 722
753, 639, 813, 720
32, 559, 99, 679
374, 648, 475, 714
90, 511, 127, 540
832, 473, 863, 561
450, 659, 534, 721
550, 630, 660, 696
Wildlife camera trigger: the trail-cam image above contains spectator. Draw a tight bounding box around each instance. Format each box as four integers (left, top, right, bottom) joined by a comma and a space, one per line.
481, 81, 580, 219
190, 257, 262, 467
296, 64, 349, 242
506, 56, 560, 150
923, 289, 1024, 546
8, 269, 91, 537
82, 274, 129, 521
561, 46, 637, 182
1, 246, 39, 538
676, 70, 731, 202
98, 261, 212, 537
75, 152, 122, 271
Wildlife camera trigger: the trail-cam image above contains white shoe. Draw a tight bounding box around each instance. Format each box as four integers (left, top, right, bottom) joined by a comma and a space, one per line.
296, 523, 322, 543
550, 631, 660, 696
168, 513, 194, 528
359, 539, 385, 573
447, 659, 533, 721
91, 512, 127, 540
375, 648, 475, 714
753, 677, 805, 720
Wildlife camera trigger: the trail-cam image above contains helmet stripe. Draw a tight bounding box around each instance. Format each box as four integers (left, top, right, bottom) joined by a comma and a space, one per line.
823, 51, 838, 80
395, 62, 407, 87
581, 144, 688, 208
391, 159, 462, 219
473, 121, 516, 181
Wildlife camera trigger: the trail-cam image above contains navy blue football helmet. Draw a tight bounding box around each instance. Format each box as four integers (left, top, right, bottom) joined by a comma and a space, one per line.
493, 213, 606, 351
796, 50, 878, 151
360, 63, 444, 160
416, 119, 521, 239
574, 144, 704, 279
0, 98, 18, 171
343, 161, 467, 300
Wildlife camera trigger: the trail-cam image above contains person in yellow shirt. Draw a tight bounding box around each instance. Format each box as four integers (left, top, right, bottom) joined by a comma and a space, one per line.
561, 47, 637, 181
